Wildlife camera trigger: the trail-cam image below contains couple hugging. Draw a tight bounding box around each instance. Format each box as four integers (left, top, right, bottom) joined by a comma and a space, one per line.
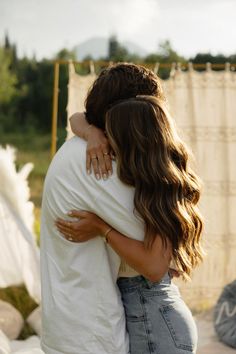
40, 63, 204, 354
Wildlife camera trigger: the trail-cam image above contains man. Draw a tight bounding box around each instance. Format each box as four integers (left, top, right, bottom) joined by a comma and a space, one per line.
40, 63, 163, 354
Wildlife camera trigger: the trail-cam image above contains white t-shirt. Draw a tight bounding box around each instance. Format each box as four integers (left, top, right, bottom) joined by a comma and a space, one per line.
40, 137, 144, 354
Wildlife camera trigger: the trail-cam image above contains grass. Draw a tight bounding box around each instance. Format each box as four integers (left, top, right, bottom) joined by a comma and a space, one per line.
0, 129, 66, 339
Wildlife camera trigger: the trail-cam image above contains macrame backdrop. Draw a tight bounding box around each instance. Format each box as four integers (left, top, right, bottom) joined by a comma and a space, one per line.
66, 63, 96, 139
67, 63, 236, 308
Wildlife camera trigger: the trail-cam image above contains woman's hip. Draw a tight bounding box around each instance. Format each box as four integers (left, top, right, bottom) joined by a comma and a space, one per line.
117, 273, 198, 354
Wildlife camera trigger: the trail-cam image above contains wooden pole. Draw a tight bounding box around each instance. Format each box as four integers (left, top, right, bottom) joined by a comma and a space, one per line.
51, 61, 60, 158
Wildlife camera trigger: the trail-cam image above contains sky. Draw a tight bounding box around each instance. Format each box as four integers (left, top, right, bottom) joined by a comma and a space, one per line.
0, 0, 235, 60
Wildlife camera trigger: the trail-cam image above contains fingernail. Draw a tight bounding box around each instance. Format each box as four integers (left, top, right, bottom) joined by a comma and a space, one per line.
103, 174, 108, 180
87, 169, 91, 175
108, 170, 112, 176
67, 211, 73, 216
96, 174, 101, 180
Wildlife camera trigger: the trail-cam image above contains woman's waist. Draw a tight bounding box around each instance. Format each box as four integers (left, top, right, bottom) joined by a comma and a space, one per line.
118, 258, 182, 280
117, 272, 180, 295
118, 260, 140, 278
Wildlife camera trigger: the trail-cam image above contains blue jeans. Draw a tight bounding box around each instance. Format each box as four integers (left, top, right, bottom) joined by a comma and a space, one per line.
117, 273, 198, 354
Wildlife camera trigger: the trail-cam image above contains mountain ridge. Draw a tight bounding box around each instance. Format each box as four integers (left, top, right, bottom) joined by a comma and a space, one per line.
74, 37, 148, 60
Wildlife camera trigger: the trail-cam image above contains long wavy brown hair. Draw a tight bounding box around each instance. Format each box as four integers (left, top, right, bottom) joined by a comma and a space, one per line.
106, 96, 204, 280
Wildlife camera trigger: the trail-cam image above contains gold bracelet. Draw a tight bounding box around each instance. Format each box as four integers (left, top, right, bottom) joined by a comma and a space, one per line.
104, 227, 113, 243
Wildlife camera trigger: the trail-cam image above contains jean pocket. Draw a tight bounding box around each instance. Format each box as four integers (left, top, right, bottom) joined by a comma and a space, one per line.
160, 301, 198, 352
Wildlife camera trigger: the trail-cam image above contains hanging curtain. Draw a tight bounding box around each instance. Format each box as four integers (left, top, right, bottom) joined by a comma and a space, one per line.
66, 63, 96, 139
164, 65, 236, 308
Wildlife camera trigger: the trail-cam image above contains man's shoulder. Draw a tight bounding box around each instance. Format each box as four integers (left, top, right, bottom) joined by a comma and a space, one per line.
53, 136, 86, 161
46, 137, 86, 179
60, 136, 86, 153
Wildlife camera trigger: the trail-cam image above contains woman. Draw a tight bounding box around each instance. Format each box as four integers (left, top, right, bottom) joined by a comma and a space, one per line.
56, 96, 204, 353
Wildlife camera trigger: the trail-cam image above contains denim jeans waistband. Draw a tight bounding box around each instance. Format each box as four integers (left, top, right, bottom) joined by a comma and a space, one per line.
117, 272, 174, 289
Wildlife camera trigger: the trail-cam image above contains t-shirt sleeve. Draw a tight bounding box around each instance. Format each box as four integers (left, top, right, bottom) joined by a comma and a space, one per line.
91, 177, 144, 242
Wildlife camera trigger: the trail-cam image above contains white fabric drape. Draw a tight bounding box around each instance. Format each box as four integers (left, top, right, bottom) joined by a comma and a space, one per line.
66, 63, 96, 139
66, 64, 236, 307
163, 66, 236, 308
0, 146, 41, 303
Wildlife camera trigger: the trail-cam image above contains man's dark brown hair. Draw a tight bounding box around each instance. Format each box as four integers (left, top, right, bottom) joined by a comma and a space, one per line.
85, 62, 165, 130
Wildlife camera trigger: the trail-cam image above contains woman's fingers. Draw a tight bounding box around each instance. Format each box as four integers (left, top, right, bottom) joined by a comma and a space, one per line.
89, 150, 112, 180
56, 224, 72, 235
55, 220, 93, 243
90, 154, 101, 180
55, 211, 91, 235
86, 153, 91, 175
55, 220, 81, 241
67, 210, 88, 218
55, 220, 75, 232
104, 154, 113, 176
96, 151, 108, 180
87, 146, 100, 179
87, 142, 113, 180
55, 224, 75, 240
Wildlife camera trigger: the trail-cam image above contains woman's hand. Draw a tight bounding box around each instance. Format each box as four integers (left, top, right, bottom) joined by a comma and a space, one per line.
55, 210, 109, 243
70, 112, 113, 180
86, 126, 113, 180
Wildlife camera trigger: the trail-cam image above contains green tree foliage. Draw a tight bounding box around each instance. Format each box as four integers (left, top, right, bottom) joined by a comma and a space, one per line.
191, 53, 225, 64
4, 32, 10, 51
0, 44, 70, 133
55, 48, 76, 61
145, 40, 187, 79
14, 58, 54, 131
108, 35, 129, 61
145, 40, 186, 63
107, 35, 142, 63
190, 52, 236, 66
0, 47, 17, 103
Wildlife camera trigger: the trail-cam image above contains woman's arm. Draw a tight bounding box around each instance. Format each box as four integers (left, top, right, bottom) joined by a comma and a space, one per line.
69, 112, 113, 179
70, 112, 92, 139
102, 224, 171, 282
55, 210, 172, 282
